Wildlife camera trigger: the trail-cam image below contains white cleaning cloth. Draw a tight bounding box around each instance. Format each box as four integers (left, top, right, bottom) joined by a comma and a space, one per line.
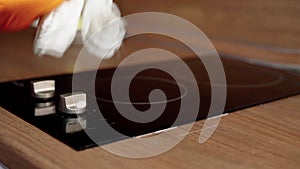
81, 0, 126, 59
33, 0, 84, 58
34, 0, 125, 59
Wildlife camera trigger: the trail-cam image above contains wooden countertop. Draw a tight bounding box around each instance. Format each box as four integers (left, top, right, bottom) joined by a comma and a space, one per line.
1, 95, 300, 169
0, 0, 299, 168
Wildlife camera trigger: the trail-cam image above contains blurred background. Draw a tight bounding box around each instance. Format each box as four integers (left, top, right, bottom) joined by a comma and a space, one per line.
0, 0, 299, 81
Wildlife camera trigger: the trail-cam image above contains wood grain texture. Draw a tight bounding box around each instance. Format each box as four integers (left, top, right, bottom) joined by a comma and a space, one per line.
115, 0, 300, 49
0, 28, 299, 83
0, 95, 299, 169
0, 0, 300, 168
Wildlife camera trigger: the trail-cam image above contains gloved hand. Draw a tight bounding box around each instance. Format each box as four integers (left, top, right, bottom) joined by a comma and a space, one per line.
0, 0, 65, 32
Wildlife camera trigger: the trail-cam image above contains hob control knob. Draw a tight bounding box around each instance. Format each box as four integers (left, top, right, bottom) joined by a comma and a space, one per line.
31, 80, 55, 99
59, 92, 86, 114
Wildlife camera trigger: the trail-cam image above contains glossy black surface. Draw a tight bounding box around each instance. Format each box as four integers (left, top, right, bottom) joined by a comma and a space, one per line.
0, 56, 300, 150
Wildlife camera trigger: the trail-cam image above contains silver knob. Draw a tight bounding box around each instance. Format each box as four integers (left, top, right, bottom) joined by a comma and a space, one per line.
31, 80, 55, 99
59, 92, 86, 114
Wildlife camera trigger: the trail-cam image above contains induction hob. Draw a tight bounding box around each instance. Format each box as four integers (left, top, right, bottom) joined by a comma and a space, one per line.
0, 56, 300, 151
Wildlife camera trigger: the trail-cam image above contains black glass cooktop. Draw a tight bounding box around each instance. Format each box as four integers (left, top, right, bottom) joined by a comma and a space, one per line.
0, 56, 300, 151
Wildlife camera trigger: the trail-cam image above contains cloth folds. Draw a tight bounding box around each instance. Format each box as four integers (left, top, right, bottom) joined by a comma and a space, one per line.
34, 0, 84, 57
33, 0, 126, 59
81, 0, 126, 59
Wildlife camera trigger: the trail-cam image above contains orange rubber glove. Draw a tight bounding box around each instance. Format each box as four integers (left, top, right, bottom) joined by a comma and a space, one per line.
0, 0, 65, 32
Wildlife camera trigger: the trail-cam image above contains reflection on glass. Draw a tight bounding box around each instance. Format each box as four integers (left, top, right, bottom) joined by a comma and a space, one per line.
63, 116, 87, 134
34, 102, 56, 116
